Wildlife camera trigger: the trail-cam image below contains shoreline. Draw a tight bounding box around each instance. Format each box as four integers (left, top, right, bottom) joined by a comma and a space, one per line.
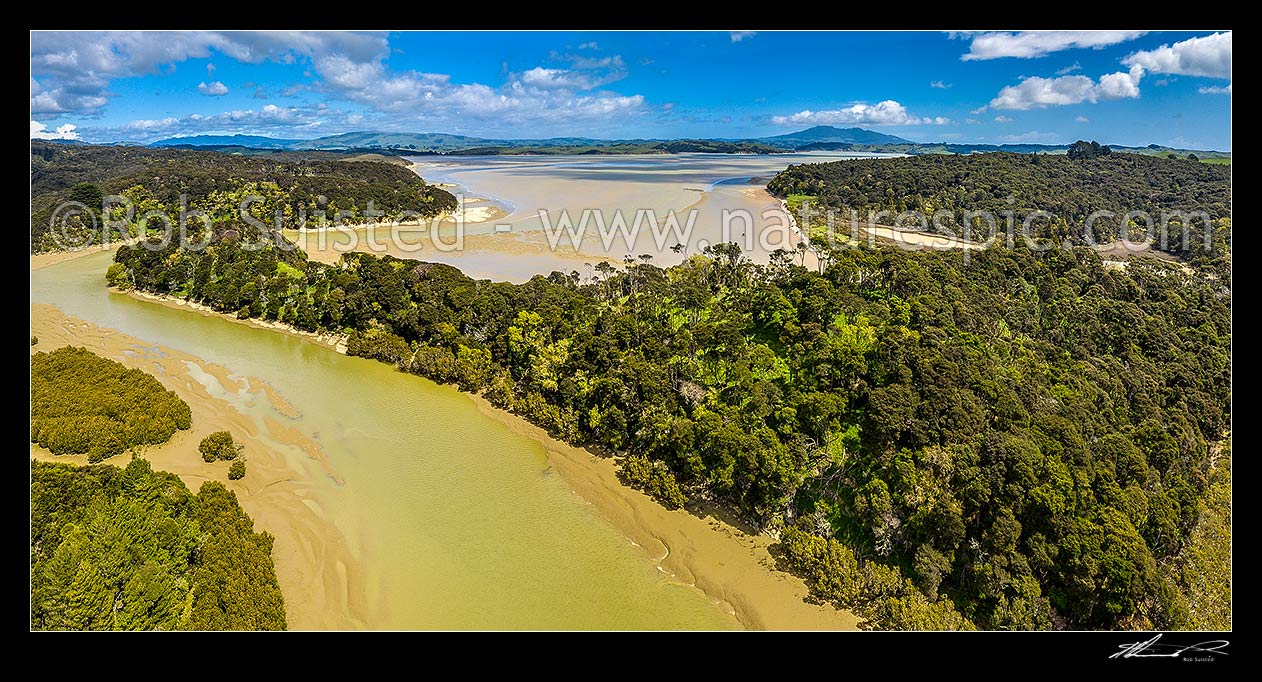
465, 392, 859, 630
30, 238, 140, 272
98, 280, 859, 629
290, 202, 509, 234
124, 289, 349, 354
29, 304, 368, 629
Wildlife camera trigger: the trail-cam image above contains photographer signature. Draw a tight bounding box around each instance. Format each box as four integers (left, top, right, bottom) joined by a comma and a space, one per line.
1111, 634, 1230, 660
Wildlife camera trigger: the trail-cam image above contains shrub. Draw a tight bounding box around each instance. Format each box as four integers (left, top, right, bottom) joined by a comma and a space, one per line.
228, 460, 246, 480
346, 324, 410, 364
199, 431, 240, 462
619, 455, 688, 509
106, 263, 132, 290
31, 346, 190, 460
407, 345, 457, 382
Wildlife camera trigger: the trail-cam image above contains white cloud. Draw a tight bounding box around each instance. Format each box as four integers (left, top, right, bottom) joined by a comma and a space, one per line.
1123, 31, 1231, 79
197, 80, 229, 96
94, 103, 333, 141
964, 118, 981, 124
988, 75, 1094, 109
518, 67, 585, 89
994, 115, 1013, 123
34, 31, 653, 140
1198, 84, 1231, 95
1075, 115, 1090, 123
517, 60, 626, 91
30, 30, 387, 116
1056, 62, 1082, 75
207, 62, 216, 77
30, 120, 80, 140
960, 31, 1147, 60
578, 42, 599, 50
930, 80, 951, 89
988, 65, 1143, 110
30, 75, 107, 115
772, 100, 949, 126
730, 31, 756, 43
1096, 66, 1144, 99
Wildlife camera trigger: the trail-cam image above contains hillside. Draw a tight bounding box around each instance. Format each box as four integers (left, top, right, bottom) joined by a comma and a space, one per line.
794, 140, 1231, 161
768, 151, 1231, 266
150, 134, 303, 149
291, 130, 498, 152
758, 125, 913, 147
113, 230, 1232, 631
30, 142, 457, 252
133, 127, 1229, 160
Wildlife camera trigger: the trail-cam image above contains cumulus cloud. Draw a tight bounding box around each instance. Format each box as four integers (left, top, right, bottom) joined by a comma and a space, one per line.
518, 62, 624, 90
89, 87, 647, 143
960, 30, 1147, 60
197, 80, 229, 96
30, 30, 387, 116
772, 100, 950, 126
730, 31, 756, 43
1096, 66, 1144, 99
1056, 62, 1082, 75
1198, 85, 1231, 95
33, 31, 652, 138
578, 41, 599, 50
987, 65, 1144, 110
30, 120, 80, 140
1075, 115, 1090, 122
994, 115, 1013, 123
1123, 31, 1231, 79
89, 103, 333, 141
30, 75, 107, 116
930, 80, 951, 89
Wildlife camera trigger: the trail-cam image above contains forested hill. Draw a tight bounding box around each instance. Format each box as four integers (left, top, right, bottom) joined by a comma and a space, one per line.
30, 142, 457, 253
768, 151, 1231, 266
112, 235, 1231, 631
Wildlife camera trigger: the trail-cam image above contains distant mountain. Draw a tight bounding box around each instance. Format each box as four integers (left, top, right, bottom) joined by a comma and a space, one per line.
292, 131, 643, 151
758, 126, 913, 148
291, 131, 498, 152
141, 127, 914, 153
121, 128, 1226, 161
149, 134, 303, 149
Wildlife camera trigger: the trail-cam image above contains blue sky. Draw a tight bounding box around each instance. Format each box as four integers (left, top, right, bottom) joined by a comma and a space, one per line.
30, 30, 1232, 150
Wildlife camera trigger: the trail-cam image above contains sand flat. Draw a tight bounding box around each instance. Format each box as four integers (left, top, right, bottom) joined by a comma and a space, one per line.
467, 393, 860, 630
30, 304, 367, 630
